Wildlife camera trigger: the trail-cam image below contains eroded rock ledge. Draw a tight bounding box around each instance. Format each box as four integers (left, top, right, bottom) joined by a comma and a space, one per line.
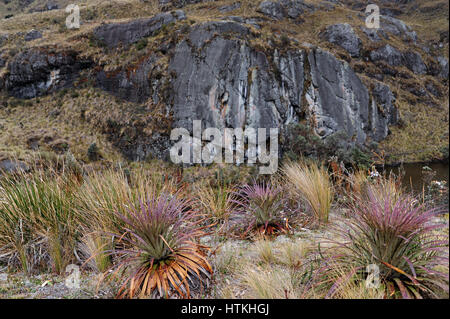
1, 19, 400, 162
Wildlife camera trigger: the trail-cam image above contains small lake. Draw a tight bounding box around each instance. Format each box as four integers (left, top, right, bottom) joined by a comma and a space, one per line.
380, 162, 449, 193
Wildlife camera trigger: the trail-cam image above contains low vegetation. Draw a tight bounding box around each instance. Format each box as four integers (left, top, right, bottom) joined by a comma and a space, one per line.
0, 158, 447, 299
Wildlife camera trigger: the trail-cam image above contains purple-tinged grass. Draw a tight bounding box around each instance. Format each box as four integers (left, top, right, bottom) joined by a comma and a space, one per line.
230, 182, 288, 238
104, 192, 212, 299
320, 184, 449, 299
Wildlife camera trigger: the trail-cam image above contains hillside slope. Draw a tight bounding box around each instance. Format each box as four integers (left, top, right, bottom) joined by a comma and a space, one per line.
0, 0, 448, 169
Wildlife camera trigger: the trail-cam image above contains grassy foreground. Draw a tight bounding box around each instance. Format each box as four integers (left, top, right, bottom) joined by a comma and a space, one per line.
0, 159, 448, 299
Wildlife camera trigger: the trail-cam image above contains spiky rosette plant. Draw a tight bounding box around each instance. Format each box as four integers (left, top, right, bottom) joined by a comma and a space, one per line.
107, 193, 212, 299
323, 185, 449, 299
231, 182, 288, 238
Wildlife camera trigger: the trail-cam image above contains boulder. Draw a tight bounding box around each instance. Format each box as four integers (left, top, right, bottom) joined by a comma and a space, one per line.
402, 51, 427, 75
92, 11, 186, 49
24, 29, 42, 42
437, 56, 449, 79
322, 23, 361, 57
219, 2, 241, 13
380, 15, 417, 43
0, 159, 29, 175
370, 44, 403, 67
257, 1, 285, 20
0, 34, 8, 47
46, 2, 59, 10
159, 0, 215, 9
257, 0, 315, 20
5, 48, 92, 99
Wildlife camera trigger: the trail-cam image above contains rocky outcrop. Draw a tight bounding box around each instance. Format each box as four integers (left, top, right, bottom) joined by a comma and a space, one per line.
92, 11, 186, 49
437, 56, 449, 79
321, 23, 361, 57
170, 21, 303, 133
159, 0, 216, 9
219, 2, 241, 13
24, 29, 42, 42
96, 54, 162, 103
257, 0, 316, 20
381, 15, 417, 43
0, 159, 29, 175
90, 20, 398, 161
402, 51, 427, 75
0, 34, 7, 47
307, 49, 396, 143
169, 22, 396, 147
4, 48, 92, 99
370, 44, 403, 67
370, 44, 426, 75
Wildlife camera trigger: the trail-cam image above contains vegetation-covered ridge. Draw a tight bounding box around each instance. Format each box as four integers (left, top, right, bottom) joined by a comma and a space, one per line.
0, 0, 448, 170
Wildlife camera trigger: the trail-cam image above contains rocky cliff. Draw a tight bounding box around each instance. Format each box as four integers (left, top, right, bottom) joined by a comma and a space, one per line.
0, 0, 448, 165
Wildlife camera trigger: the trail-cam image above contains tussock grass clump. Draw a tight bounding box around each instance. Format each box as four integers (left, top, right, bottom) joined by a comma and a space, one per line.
106, 193, 212, 299
283, 161, 334, 223
74, 168, 182, 272
323, 185, 449, 299
195, 180, 235, 231
0, 170, 77, 274
312, 259, 386, 299
230, 182, 288, 238
253, 239, 276, 264
240, 264, 313, 299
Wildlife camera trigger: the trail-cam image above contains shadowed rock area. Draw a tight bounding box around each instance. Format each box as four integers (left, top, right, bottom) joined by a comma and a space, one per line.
92, 10, 186, 49
5, 48, 92, 99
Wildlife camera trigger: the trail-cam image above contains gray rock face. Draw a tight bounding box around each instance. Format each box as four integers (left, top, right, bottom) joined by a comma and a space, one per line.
0, 34, 8, 47
219, 2, 241, 13
46, 2, 59, 10
92, 20, 397, 161
24, 29, 42, 42
370, 83, 398, 141
370, 45, 427, 75
381, 15, 417, 43
96, 54, 161, 103
257, 0, 315, 20
5, 48, 92, 99
402, 51, 427, 75
322, 23, 361, 57
307, 49, 369, 144
257, 1, 285, 20
167, 22, 396, 148
370, 44, 403, 67
159, 0, 215, 8
92, 11, 186, 49
437, 56, 449, 79
170, 22, 304, 133
0, 159, 29, 175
